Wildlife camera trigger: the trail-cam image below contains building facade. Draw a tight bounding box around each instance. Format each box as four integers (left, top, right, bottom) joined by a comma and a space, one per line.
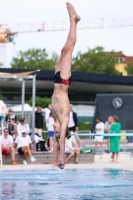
1, 69, 133, 107
115, 51, 133, 75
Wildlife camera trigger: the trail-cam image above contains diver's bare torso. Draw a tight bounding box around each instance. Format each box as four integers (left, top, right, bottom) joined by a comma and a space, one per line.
52, 84, 70, 123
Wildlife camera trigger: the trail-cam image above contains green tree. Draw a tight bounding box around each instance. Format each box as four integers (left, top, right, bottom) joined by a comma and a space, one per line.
28, 96, 51, 108
72, 46, 119, 74
126, 60, 133, 75
10, 48, 58, 70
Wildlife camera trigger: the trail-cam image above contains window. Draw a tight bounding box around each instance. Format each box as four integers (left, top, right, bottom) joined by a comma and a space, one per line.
118, 57, 125, 63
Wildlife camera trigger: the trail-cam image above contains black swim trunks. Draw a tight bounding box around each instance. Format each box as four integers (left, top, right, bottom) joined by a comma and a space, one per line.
18, 147, 24, 155
54, 71, 71, 85
69, 126, 76, 132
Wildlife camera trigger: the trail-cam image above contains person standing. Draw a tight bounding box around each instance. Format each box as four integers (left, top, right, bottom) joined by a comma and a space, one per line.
44, 104, 52, 147
68, 104, 78, 133
0, 128, 16, 165
0, 100, 7, 128
104, 116, 113, 153
35, 106, 43, 136
68, 104, 80, 147
110, 115, 121, 162
46, 111, 54, 152
44, 104, 52, 126
94, 117, 105, 154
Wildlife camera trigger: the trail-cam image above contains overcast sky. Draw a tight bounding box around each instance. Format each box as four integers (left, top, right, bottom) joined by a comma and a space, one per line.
1, 0, 133, 68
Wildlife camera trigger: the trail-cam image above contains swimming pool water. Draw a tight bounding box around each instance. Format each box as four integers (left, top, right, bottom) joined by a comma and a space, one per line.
0, 168, 133, 200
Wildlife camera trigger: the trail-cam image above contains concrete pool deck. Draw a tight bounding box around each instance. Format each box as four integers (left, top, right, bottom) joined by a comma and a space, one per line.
0, 153, 133, 171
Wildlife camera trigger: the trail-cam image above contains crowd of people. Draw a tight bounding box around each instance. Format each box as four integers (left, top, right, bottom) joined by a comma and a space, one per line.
0, 98, 81, 165
94, 115, 121, 162
0, 97, 123, 165
0, 100, 43, 165
0, 127, 36, 165
0, 97, 121, 167
0, 95, 123, 166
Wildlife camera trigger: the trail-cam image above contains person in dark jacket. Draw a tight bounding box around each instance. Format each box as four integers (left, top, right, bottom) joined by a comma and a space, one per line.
35, 106, 44, 136
68, 104, 78, 132
68, 104, 81, 147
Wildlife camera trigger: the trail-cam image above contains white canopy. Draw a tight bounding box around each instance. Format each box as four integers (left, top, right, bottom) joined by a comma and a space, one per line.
8, 103, 34, 112
73, 105, 95, 117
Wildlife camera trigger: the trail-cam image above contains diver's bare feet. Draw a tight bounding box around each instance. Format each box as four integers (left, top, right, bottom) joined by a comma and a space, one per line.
66, 2, 81, 22
52, 161, 58, 169
110, 159, 114, 162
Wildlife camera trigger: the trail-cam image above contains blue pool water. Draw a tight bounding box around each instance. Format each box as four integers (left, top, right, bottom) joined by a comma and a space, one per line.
0, 169, 133, 200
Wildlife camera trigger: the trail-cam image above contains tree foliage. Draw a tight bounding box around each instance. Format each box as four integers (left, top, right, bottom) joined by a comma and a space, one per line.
28, 96, 51, 108
10, 48, 58, 70
126, 60, 133, 75
72, 46, 119, 74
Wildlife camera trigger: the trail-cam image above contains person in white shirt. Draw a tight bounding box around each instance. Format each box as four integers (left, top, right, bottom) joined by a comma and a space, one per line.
64, 134, 80, 164
17, 118, 30, 136
0, 128, 16, 165
94, 117, 105, 154
68, 104, 81, 147
14, 129, 36, 165
46, 111, 54, 152
44, 104, 52, 127
0, 100, 7, 127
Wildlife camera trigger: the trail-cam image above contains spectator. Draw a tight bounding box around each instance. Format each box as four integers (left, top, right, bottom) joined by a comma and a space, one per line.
44, 104, 52, 148
17, 118, 30, 136
68, 104, 80, 147
35, 106, 43, 136
0, 128, 16, 165
110, 115, 121, 162
46, 111, 54, 152
44, 104, 52, 127
5, 108, 18, 137
94, 117, 104, 154
65, 134, 80, 164
104, 116, 113, 153
0, 100, 7, 127
14, 129, 36, 165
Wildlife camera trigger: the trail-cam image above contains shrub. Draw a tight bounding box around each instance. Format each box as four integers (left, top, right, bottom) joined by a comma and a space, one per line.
28, 96, 51, 108
78, 122, 92, 131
